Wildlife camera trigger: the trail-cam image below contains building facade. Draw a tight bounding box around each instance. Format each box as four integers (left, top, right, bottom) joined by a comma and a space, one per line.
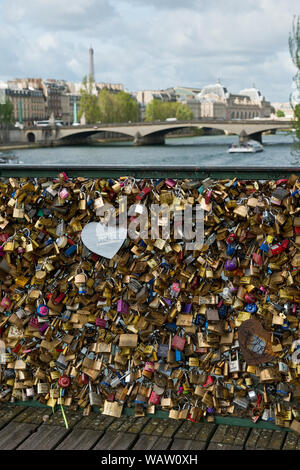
4, 88, 46, 125
181, 83, 274, 120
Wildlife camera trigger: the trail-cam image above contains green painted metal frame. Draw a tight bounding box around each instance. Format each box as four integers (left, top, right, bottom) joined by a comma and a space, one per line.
0, 164, 299, 179
1, 164, 298, 431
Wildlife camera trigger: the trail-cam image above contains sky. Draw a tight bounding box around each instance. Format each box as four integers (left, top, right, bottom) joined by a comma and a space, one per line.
0, 0, 299, 102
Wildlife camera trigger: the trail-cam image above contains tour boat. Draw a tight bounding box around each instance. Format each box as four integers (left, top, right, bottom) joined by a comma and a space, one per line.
0, 153, 20, 164
227, 141, 264, 153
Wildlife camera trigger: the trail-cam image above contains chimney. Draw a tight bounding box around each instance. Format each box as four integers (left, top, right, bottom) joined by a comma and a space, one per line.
89, 47, 94, 82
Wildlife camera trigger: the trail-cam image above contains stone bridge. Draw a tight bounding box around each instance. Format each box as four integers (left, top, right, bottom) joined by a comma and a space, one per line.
23, 119, 293, 146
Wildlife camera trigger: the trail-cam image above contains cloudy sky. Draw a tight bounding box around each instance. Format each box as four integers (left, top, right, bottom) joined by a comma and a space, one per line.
0, 0, 299, 101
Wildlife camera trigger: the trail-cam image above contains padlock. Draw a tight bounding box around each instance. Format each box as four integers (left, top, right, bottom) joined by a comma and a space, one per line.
78, 191, 87, 211
229, 350, 240, 373
74, 271, 87, 295
89, 382, 102, 406
59, 188, 69, 200
36, 299, 49, 318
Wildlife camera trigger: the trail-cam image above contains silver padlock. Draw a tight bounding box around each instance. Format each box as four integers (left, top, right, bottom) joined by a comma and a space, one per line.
110, 371, 131, 388
229, 350, 240, 373
89, 382, 102, 406
278, 362, 289, 374
248, 390, 257, 402
26, 387, 35, 397
232, 396, 249, 410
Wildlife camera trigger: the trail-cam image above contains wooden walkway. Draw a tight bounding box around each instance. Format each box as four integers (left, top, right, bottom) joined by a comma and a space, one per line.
0, 404, 297, 450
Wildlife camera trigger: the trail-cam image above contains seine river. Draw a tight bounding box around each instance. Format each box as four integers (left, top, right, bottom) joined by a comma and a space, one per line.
8, 132, 300, 167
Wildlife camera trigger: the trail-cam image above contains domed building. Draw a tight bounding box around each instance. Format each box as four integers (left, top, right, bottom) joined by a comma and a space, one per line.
182, 82, 273, 120
196, 83, 228, 119
239, 87, 274, 118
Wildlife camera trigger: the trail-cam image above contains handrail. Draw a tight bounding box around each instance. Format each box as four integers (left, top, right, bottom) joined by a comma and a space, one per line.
0, 165, 299, 179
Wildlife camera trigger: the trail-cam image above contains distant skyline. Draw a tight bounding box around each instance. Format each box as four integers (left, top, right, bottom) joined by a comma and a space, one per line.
0, 0, 299, 101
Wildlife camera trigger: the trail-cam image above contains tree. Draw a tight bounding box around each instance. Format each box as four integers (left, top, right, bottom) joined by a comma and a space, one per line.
276, 109, 285, 118
98, 89, 139, 123
78, 75, 100, 124
289, 15, 300, 150
145, 99, 193, 122
175, 103, 193, 120
0, 98, 14, 127
113, 91, 139, 123
0, 98, 14, 142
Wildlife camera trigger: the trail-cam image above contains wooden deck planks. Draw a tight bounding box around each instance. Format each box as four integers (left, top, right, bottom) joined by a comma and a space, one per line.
56, 428, 103, 450
93, 431, 138, 451
0, 422, 37, 450
150, 437, 172, 450
17, 424, 69, 450
132, 435, 159, 450
0, 404, 296, 450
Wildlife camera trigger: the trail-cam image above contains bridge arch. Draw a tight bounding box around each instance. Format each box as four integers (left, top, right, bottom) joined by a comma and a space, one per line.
59, 129, 134, 142
26, 132, 36, 143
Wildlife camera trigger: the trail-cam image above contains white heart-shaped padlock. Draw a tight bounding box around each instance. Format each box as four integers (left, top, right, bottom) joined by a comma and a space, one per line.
81, 222, 127, 259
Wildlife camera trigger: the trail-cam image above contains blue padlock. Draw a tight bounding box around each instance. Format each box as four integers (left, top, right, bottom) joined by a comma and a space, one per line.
101, 380, 110, 387
260, 242, 269, 253
245, 303, 257, 314
175, 350, 182, 361
198, 186, 204, 194
218, 305, 227, 318
165, 322, 177, 331
36, 305, 49, 317
226, 244, 236, 256
281, 320, 289, 330
87, 198, 93, 207
65, 244, 77, 257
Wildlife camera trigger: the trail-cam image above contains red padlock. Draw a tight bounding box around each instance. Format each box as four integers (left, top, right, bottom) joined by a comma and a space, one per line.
58, 375, 71, 388
226, 233, 237, 244
136, 186, 151, 201
205, 190, 212, 205
203, 375, 214, 388
53, 292, 66, 304
171, 335, 186, 351
281, 239, 289, 250
149, 391, 161, 405
270, 244, 283, 256
245, 292, 256, 304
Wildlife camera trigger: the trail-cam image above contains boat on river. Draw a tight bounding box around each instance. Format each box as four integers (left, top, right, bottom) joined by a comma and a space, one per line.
0, 153, 21, 164
227, 140, 264, 154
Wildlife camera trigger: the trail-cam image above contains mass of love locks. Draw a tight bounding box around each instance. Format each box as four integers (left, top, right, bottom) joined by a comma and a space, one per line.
0, 172, 299, 425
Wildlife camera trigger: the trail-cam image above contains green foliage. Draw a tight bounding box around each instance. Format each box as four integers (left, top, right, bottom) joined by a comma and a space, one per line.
276, 109, 285, 118
98, 89, 139, 123
0, 98, 14, 127
289, 16, 300, 151
78, 77, 139, 124
191, 127, 204, 136
78, 75, 100, 124
293, 104, 300, 142
144, 99, 193, 122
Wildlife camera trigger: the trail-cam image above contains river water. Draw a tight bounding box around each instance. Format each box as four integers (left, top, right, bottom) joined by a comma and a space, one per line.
6, 132, 300, 167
